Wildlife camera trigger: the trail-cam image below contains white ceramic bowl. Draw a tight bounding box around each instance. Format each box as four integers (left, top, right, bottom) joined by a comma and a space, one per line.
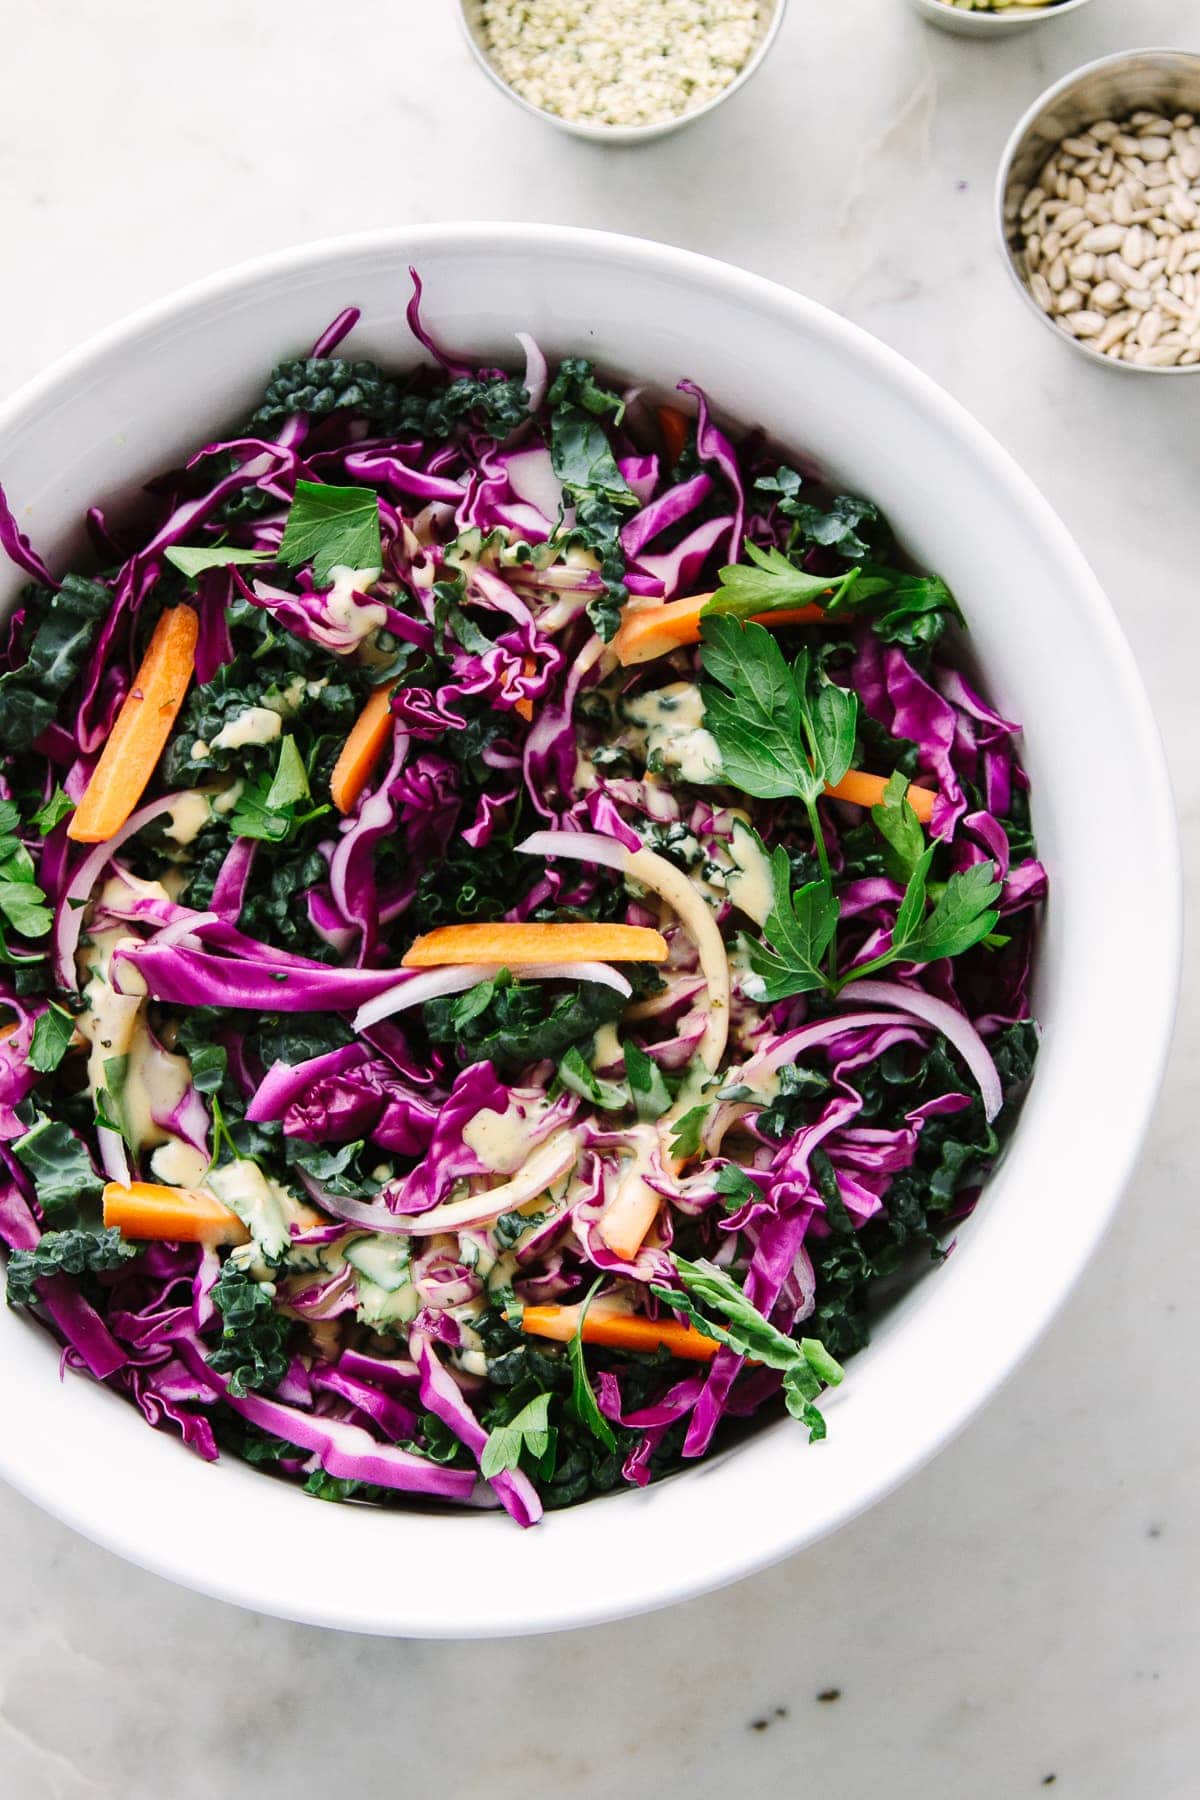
0, 226, 1180, 1637
456, 0, 789, 144
909, 0, 1094, 39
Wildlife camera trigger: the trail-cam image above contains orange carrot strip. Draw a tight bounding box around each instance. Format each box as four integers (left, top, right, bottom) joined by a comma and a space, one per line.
102, 1180, 250, 1247
612, 592, 828, 667
658, 404, 689, 465
68, 607, 199, 843
330, 681, 398, 815
512, 655, 536, 724
521, 1304, 719, 1362
401, 921, 669, 969
825, 770, 936, 824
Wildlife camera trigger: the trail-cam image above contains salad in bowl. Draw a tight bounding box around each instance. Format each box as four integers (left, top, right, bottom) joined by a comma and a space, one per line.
0, 277, 1043, 1527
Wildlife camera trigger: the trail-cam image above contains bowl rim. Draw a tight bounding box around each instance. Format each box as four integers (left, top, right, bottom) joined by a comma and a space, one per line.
911, 0, 1096, 30
453, 0, 790, 142
0, 223, 1181, 1636
994, 46, 1200, 374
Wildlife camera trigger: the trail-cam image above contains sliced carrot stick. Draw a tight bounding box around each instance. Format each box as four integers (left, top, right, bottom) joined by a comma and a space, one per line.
68, 607, 200, 844
401, 921, 669, 969
658, 404, 689, 466
521, 1304, 720, 1362
512, 655, 536, 724
825, 770, 936, 824
330, 681, 397, 815
612, 592, 828, 666
103, 1180, 250, 1247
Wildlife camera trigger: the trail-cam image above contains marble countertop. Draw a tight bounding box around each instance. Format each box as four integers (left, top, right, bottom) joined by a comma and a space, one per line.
0, 1, 1196, 1794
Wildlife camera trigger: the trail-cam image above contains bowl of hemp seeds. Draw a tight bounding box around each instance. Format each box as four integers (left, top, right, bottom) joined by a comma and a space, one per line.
998, 49, 1200, 373
456, 0, 789, 143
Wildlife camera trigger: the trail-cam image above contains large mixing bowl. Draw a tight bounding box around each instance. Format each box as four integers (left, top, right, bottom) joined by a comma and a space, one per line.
0, 225, 1180, 1637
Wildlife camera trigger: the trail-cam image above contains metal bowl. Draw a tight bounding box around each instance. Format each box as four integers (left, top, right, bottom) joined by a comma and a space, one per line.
908, 0, 1094, 40
456, 0, 788, 144
996, 48, 1200, 375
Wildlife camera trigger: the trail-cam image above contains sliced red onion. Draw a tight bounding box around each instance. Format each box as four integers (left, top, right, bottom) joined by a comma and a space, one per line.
503, 444, 561, 522
150, 910, 220, 951
837, 980, 1003, 1121
97, 1128, 131, 1187
53, 791, 187, 990
517, 828, 629, 874
387, 1129, 580, 1237
515, 330, 548, 415
510, 960, 631, 997
352, 964, 502, 1033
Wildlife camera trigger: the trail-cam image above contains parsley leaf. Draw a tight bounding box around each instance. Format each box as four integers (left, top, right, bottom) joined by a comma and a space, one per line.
668, 1104, 708, 1161
651, 1255, 843, 1443
699, 619, 859, 811
566, 1277, 618, 1453
745, 848, 840, 1001
849, 854, 1002, 982
229, 735, 329, 843
623, 1040, 671, 1122
714, 1164, 761, 1213
480, 1390, 555, 1480
699, 617, 818, 802
164, 545, 273, 580
705, 540, 859, 618
31, 787, 74, 835
870, 769, 926, 885
28, 1003, 75, 1074
277, 480, 382, 585
558, 1045, 628, 1112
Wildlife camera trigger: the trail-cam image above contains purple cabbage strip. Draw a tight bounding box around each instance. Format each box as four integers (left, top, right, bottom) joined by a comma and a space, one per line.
412, 1332, 542, 1528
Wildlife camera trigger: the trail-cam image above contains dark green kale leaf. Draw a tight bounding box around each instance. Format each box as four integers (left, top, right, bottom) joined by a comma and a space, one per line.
5, 1227, 139, 1307
249, 357, 404, 434
12, 1115, 103, 1227
0, 576, 110, 751
755, 469, 887, 564
546, 360, 635, 640
208, 1261, 292, 1397
423, 970, 628, 1079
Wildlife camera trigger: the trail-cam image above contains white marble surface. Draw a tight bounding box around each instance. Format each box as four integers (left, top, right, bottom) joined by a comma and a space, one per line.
0, 0, 1197, 1793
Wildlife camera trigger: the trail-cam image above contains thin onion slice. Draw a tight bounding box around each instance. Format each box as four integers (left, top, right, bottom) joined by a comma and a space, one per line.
53, 791, 187, 990
352, 959, 630, 1034
352, 964, 501, 1033
517, 828, 731, 1070
150, 910, 220, 951
838, 979, 1003, 1122
387, 1130, 580, 1237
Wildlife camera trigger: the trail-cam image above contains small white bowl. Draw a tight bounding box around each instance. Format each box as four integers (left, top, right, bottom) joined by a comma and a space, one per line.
456, 0, 788, 143
996, 48, 1200, 374
909, 0, 1094, 39
0, 226, 1180, 1637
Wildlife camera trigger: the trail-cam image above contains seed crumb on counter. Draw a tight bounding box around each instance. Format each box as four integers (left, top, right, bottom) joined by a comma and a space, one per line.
1007, 109, 1200, 368
480, 0, 760, 129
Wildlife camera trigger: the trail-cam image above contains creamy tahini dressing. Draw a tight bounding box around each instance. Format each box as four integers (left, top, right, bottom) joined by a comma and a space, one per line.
463, 1102, 543, 1174
324, 565, 387, 642
622, 682, 723, 786
77, 926, 202, 1176
724, 819, 775, 928
208, 1159, 311, 1263
211, 706, 283, 752
162, 790, 212, 847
